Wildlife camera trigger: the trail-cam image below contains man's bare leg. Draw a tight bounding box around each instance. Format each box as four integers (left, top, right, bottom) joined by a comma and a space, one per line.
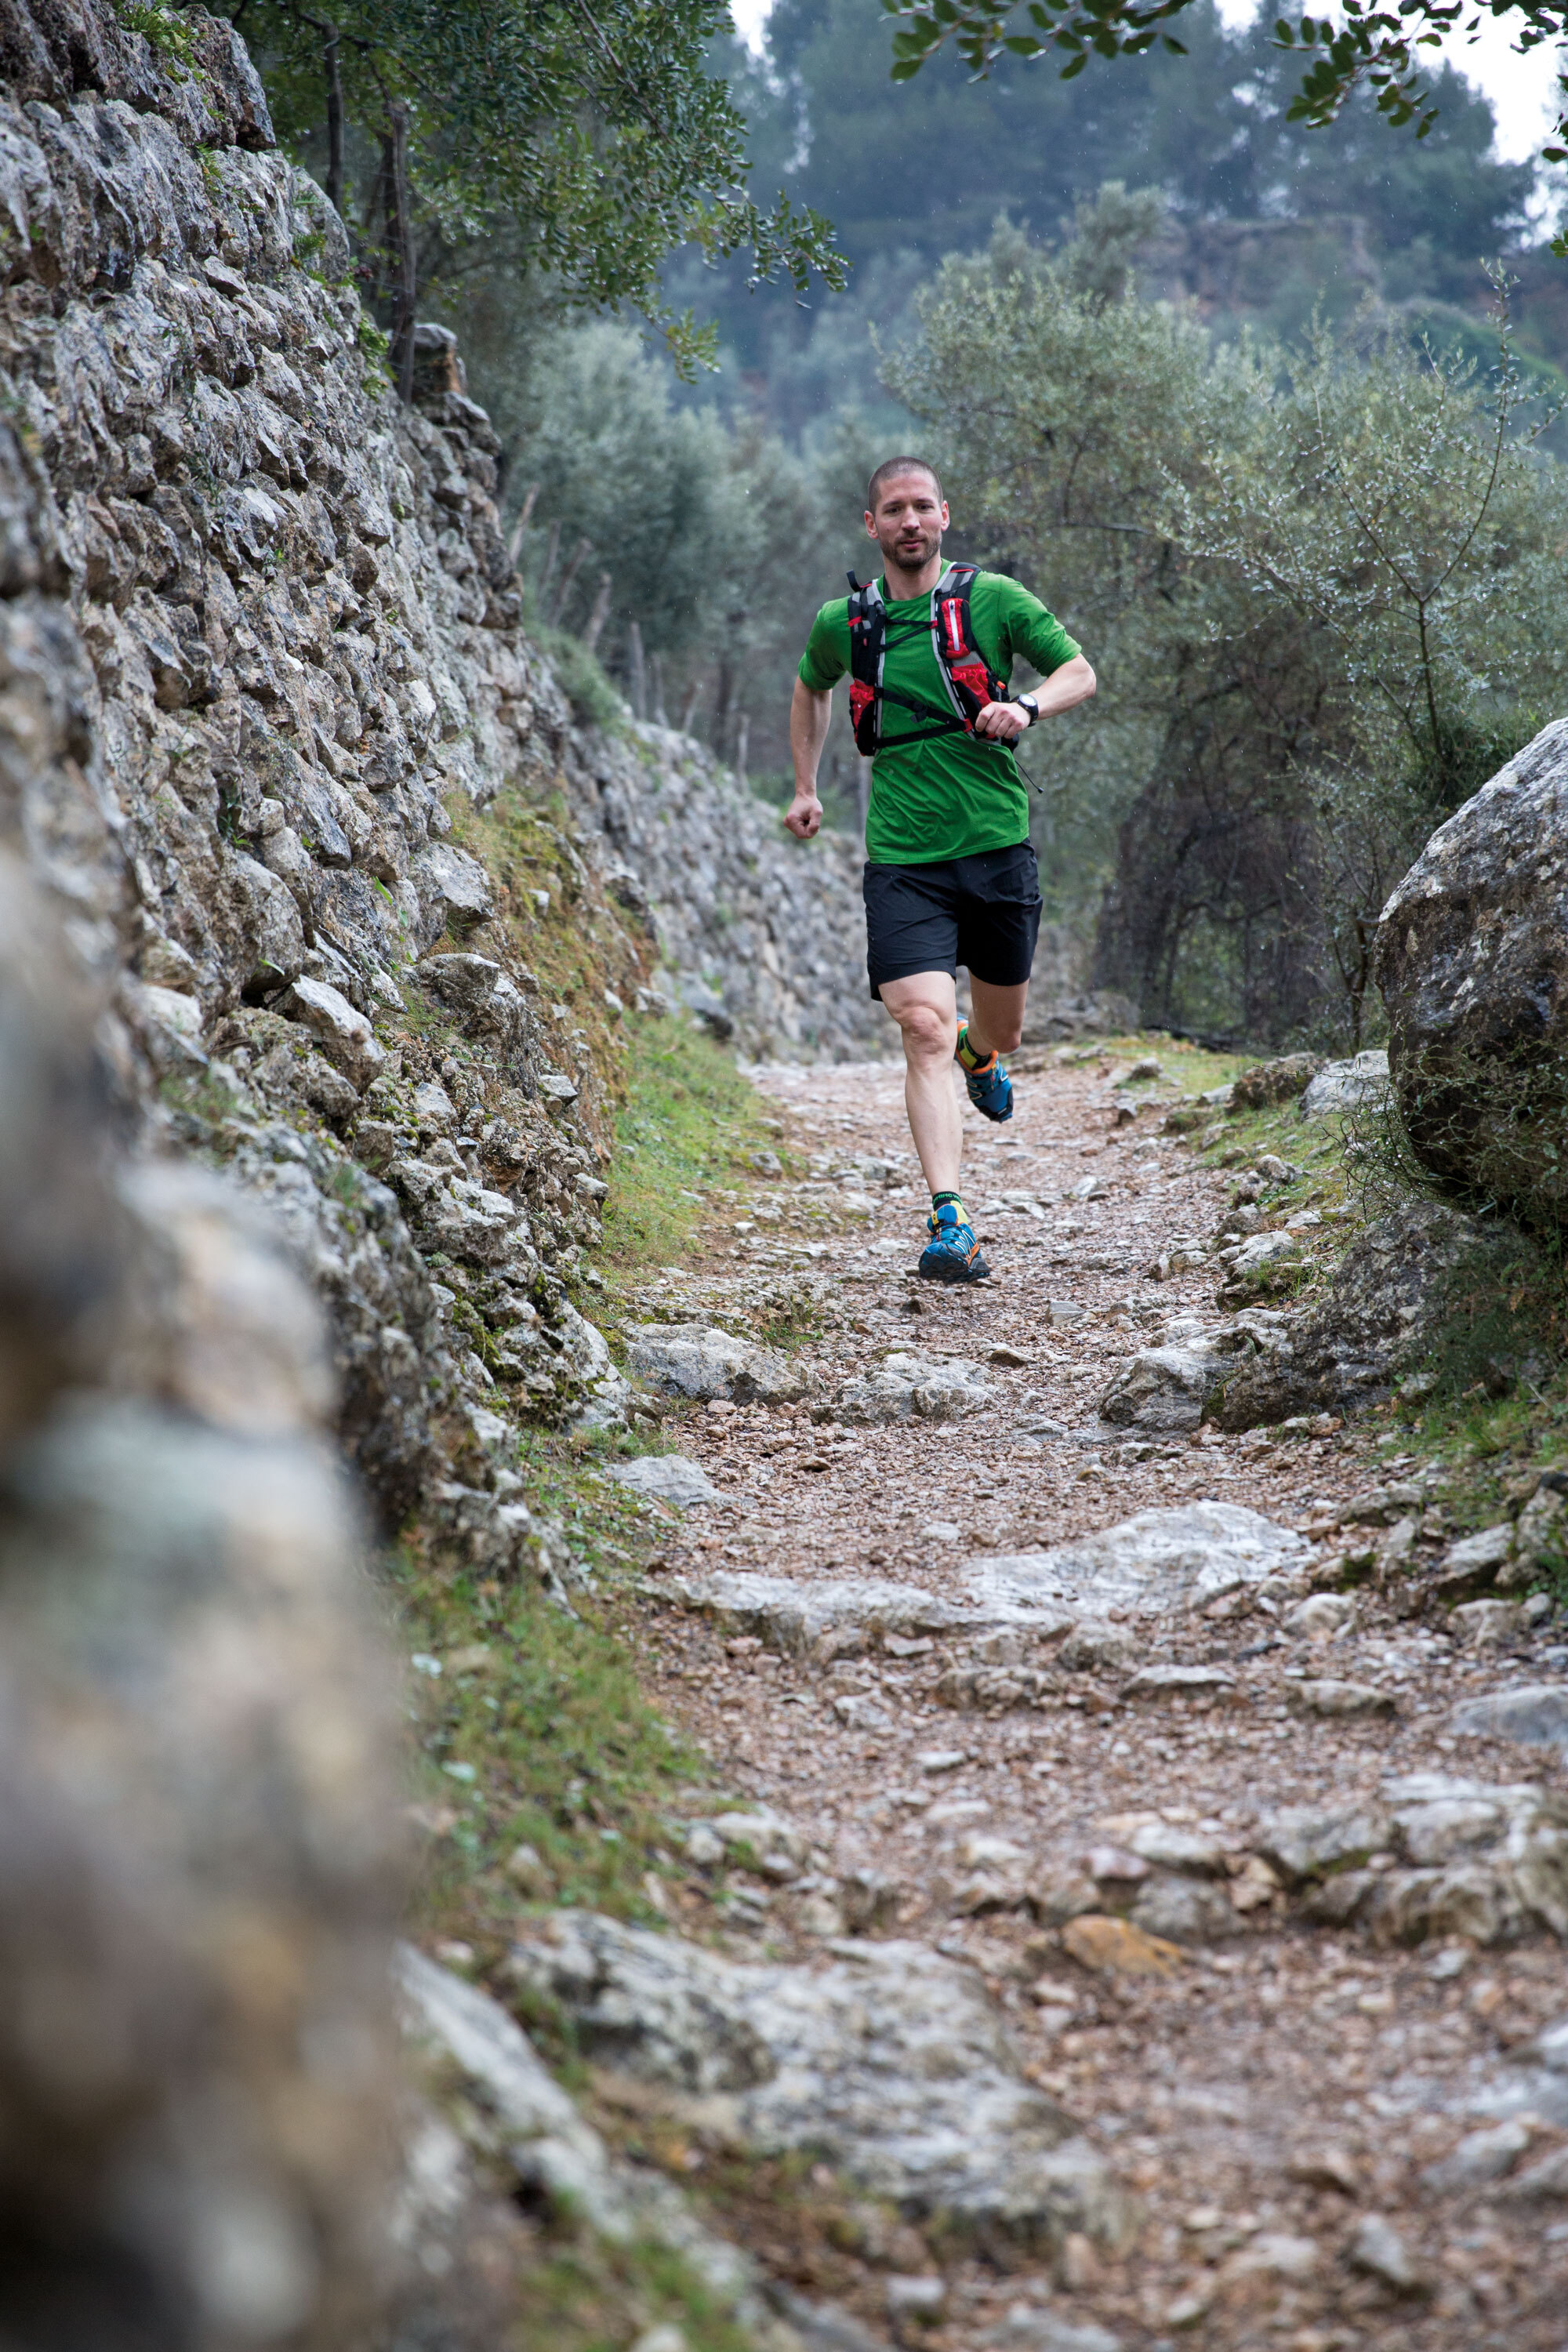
964, 975, 1029, 1061
879, 971, 964, 1194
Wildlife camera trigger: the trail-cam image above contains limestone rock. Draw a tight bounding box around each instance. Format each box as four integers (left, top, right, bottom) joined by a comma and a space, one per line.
1375, 717, 1568, 1221
1215, 1229, 1308, 1305
1127, 1875, 1236, 1946
965, 1504, 1306, 1621
1230, 1054, 1324, 1111
413, 843, 495, 931
396, 1944, 789, 2335
667, 1570, 984, 1654
983, 2307, 1123, 2350
508, 1913, 1132, 2254
419, 952, 532, 1054
0, 854, 398, 2344
1288, 1678, 1397, 1719
1453, 1597, 1523, 1646
1254, 1802, 1395, 1886
0, 852, 125, 1443
1126, 1823, 1226, 1875
1214, 1197, 1506, 1429
1098, 1339, 1223, 1433
1058, 1621, 1138, 1671
1345, 2214, 1428, 2296
1298, 1050, 1389, 1120
1283, 1592, 1356, 1641
608, 1454, 724, 1509
1098, 1310, 1290, 1432
1123, 1664, 1236, 1703
626, 1322, 807, 1405
1450, 1683, 1568, 1750
1421, 2119, 1531, 2193
280, 975, 387, 1091
1370, 1862, 1523, 1947
1497, 2143, 1568, 2202
837, 1350, 993, 1424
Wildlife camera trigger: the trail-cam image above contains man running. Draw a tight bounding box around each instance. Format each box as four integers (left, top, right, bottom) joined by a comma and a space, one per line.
786, 457, 1096, 1283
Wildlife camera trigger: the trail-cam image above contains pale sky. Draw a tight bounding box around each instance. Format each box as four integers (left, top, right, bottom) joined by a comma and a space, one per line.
728, 0, 1566, 168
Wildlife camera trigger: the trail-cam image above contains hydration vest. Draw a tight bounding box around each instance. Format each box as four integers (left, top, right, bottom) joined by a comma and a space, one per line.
845, 561, 1009, 759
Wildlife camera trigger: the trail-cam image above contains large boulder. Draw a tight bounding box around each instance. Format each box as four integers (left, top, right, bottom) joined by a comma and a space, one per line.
1212, 1197, 1512, 1428
508, 1912, 1133, 2256
1375, 718, 1568, 1222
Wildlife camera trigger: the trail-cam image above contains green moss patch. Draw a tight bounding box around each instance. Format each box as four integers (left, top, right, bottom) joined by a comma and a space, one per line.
393, 1528, 713, 1953
601, 1016, 773, 1278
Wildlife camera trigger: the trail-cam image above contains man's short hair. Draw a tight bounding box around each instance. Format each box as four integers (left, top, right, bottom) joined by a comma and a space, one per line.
866, 456, 943, 513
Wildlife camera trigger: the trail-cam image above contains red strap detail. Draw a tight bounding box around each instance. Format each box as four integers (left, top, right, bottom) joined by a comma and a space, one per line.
948, 658, 992, 702
941, 597, 965, 658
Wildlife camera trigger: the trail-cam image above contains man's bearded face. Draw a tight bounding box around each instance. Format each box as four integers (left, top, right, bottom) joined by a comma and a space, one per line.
866, 474, 948, 571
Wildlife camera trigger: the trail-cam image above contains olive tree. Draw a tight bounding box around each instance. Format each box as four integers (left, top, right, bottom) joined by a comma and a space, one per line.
886, 203, 1568, 1042
208, 0, 844, 384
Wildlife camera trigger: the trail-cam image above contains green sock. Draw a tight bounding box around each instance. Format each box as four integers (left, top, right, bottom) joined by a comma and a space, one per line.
956, 1026, 990, 1071
931, 1189, 966, 1221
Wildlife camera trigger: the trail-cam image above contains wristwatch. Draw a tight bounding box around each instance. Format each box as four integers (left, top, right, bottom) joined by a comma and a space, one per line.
1017, 692, 1040, 725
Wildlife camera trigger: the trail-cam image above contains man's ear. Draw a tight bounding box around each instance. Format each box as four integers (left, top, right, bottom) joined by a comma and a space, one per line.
863, 511, 877, 538
940, 503, 951, 529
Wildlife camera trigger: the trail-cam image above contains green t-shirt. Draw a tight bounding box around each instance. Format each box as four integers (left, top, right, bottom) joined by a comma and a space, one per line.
798, 569, 1081, 865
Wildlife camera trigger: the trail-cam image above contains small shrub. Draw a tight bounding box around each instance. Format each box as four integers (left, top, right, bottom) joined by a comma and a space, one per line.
534, 626, 626, 730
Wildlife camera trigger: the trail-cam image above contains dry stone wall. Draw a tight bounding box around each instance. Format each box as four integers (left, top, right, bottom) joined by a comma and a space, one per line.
0, 0, 875, 1512
0, 3, 878, 2340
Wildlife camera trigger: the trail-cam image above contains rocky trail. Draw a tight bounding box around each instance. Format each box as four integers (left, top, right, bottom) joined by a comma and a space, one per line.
534, 1047, 1568, 2352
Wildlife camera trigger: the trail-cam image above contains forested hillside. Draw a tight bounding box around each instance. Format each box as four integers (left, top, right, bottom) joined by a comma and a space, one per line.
438, 0, 1568, 1050
677, 0, 1566, 430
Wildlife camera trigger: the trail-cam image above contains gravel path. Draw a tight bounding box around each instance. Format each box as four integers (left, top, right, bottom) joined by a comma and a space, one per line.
622, 1052, 1568, 2350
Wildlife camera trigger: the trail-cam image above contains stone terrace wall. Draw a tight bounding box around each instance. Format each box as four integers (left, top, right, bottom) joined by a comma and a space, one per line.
0, 1, 873, 2336
573, 720, 880, 1060
0, 0, 876, 1515
0, 0, 873, 1076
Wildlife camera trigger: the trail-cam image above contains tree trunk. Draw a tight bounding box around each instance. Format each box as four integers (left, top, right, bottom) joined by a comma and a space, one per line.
323, 24, 344, 216
712, 651, 733, 759
735, 713, 750, 787
583, 571, 612, 654
550, 535, 591, 626
677, 680, 701, 735
538, 517, 561, 606
384, 102, 416, 404
651, 653, 667, 728
628, 620, 646, 722
506, 482, 539, 568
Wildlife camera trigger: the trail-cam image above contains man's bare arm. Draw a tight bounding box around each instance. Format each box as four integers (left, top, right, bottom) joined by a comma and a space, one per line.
974, 652, 1097, 742
786, 677, 831, 839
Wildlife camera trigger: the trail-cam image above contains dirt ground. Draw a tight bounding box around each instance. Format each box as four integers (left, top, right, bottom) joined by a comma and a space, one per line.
625, 1051, 1568, 2351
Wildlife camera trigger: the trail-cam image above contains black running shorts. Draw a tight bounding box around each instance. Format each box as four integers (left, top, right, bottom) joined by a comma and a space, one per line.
863, 842, 1042, 1000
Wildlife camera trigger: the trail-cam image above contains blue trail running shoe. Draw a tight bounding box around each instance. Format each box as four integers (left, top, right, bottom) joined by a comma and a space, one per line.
918, 1200, 992, 1284
956, 1021, 1014, 1123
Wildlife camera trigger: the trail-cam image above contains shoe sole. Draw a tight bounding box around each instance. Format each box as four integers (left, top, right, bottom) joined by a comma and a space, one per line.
961, 1066, 1014, 1123
917, 1252, 993, 1284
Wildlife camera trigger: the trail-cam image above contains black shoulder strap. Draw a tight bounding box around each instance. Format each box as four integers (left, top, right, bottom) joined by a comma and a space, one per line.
931, 563, 1005, 735
845, 572, 885, 755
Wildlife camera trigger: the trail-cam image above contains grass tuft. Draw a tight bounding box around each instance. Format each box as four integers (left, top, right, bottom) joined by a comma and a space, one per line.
393, 1532, 712, 1947
601, 1016, 772, 1277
